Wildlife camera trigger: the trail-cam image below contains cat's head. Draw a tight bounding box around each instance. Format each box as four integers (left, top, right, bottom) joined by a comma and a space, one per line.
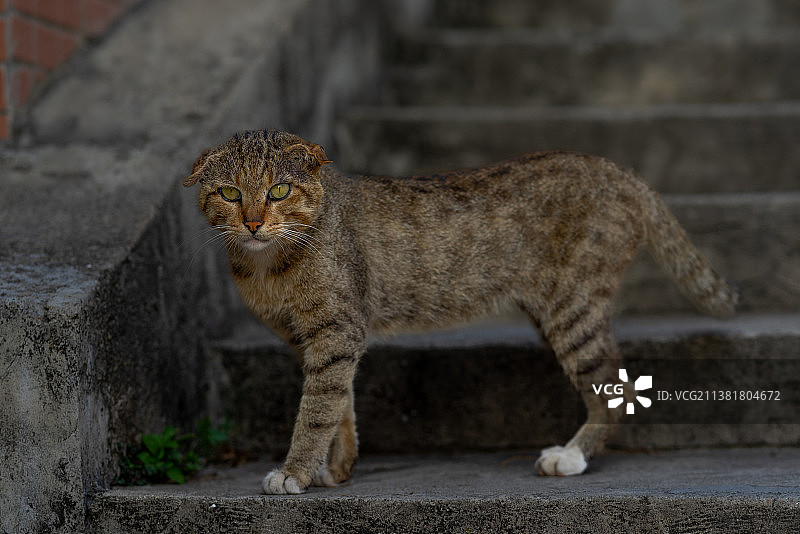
183, 130, 331, 253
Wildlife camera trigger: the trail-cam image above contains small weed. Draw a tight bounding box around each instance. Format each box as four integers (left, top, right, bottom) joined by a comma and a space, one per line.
114, 417, 231, 485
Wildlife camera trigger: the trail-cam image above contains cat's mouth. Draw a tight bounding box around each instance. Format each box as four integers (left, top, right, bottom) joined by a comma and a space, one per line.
239, 235, 272, 252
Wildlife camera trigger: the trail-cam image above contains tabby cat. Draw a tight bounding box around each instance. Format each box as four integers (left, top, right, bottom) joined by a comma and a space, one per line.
184, 129, 736, 494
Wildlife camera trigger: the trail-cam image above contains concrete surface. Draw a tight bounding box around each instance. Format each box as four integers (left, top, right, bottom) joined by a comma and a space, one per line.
27, 0, 381, 153
389, 30, 800, 106
337, 102, 800, 191
0, 0, 383, 532
88, 448, 800, 533
431, 0, 800, 31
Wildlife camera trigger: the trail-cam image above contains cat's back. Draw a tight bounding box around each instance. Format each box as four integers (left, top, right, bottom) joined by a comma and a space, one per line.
323, 151, 645, 222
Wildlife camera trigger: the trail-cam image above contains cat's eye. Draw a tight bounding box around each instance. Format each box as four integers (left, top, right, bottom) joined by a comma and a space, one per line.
218, 186, 241, 202
268, 183, 292, 200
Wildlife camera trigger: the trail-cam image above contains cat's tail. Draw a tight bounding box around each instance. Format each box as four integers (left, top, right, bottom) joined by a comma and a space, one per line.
643, 187, 738, 317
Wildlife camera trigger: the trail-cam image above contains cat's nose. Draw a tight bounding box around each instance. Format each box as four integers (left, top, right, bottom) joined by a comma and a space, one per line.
244, 220, 263, 234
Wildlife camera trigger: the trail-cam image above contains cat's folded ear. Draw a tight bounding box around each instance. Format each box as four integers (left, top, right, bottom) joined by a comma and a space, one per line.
288, 142, 332, 175
183, 148, 213, 187
308, 143, 333, 169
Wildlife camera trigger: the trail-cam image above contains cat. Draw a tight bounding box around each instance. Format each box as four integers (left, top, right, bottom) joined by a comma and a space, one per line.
184, 129, 737, 494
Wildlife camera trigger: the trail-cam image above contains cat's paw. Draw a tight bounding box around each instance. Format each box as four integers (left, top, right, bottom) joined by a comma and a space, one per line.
312, 465, 338, 487
535, 446, 588, 476
261, 469, 306, 495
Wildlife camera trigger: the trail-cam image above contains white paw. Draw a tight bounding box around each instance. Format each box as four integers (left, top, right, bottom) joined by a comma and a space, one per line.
535, 446, 588, 476
261, 469, 306, 495
312, 465, 337, 487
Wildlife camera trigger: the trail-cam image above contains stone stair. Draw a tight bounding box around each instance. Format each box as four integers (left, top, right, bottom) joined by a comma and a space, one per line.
89, 448, 800, 533
7, 0, 798, 532
205, 313, 800, 458
113, 0, 800, 531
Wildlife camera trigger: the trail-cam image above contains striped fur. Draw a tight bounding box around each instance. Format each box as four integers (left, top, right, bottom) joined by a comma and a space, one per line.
185, 130, 737, 492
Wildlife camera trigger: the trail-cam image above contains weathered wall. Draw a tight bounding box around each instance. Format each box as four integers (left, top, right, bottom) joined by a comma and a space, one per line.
0, 0, 384, 532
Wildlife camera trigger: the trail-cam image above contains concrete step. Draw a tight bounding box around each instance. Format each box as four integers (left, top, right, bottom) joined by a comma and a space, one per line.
207, 313, 800, 457
87, 448, 800, 533
388, 30, 800, 107
335, 102, 800, 192
429, 0, 800, 31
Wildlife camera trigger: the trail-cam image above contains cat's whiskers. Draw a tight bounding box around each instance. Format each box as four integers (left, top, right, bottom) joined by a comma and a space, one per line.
184, 225, 239, 274
278, 232, 318, 253
276, 227, 321, 254
272, 231, 292, 260
194, 228, 234, 252
178, 224, 227, 251
279, 222, 322, 233
274, 223, 323, 247
282, 229, 322, 248
265, 222, 321, 248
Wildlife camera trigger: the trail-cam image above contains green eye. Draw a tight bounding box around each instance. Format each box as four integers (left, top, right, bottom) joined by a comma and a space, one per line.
218, 186, 241, 202
268, 183, 292, 200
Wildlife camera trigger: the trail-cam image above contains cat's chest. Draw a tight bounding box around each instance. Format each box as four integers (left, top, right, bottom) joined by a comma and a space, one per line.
233, 257, 328, 321
235, 269, 294, 314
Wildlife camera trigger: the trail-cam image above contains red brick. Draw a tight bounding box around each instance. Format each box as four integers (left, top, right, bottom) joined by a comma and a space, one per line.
84, 0, 125, 38
0, 67, 6, 110
63, 0, 83, 29
46, 0, 81, 29
36, 23, 78, 69
13, 0, 82, 29
11, 15, 37, 63
101, 0, 140, 6
10, 0, 35, 14
0, 18, 6, 60
0, 114, 9, 141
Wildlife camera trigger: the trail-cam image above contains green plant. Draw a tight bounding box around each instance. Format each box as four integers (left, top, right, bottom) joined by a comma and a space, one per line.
195, 416, 231, 458
114, 417, 230, 485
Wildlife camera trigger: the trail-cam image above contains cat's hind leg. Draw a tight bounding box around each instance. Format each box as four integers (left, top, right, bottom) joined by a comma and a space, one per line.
529, 307, 632, 476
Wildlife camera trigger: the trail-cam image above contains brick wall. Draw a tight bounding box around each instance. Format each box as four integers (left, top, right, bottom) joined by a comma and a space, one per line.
0, 0, 142, 141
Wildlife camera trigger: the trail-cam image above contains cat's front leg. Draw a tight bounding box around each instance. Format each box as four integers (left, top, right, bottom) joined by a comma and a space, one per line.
262, 341, 363, 495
